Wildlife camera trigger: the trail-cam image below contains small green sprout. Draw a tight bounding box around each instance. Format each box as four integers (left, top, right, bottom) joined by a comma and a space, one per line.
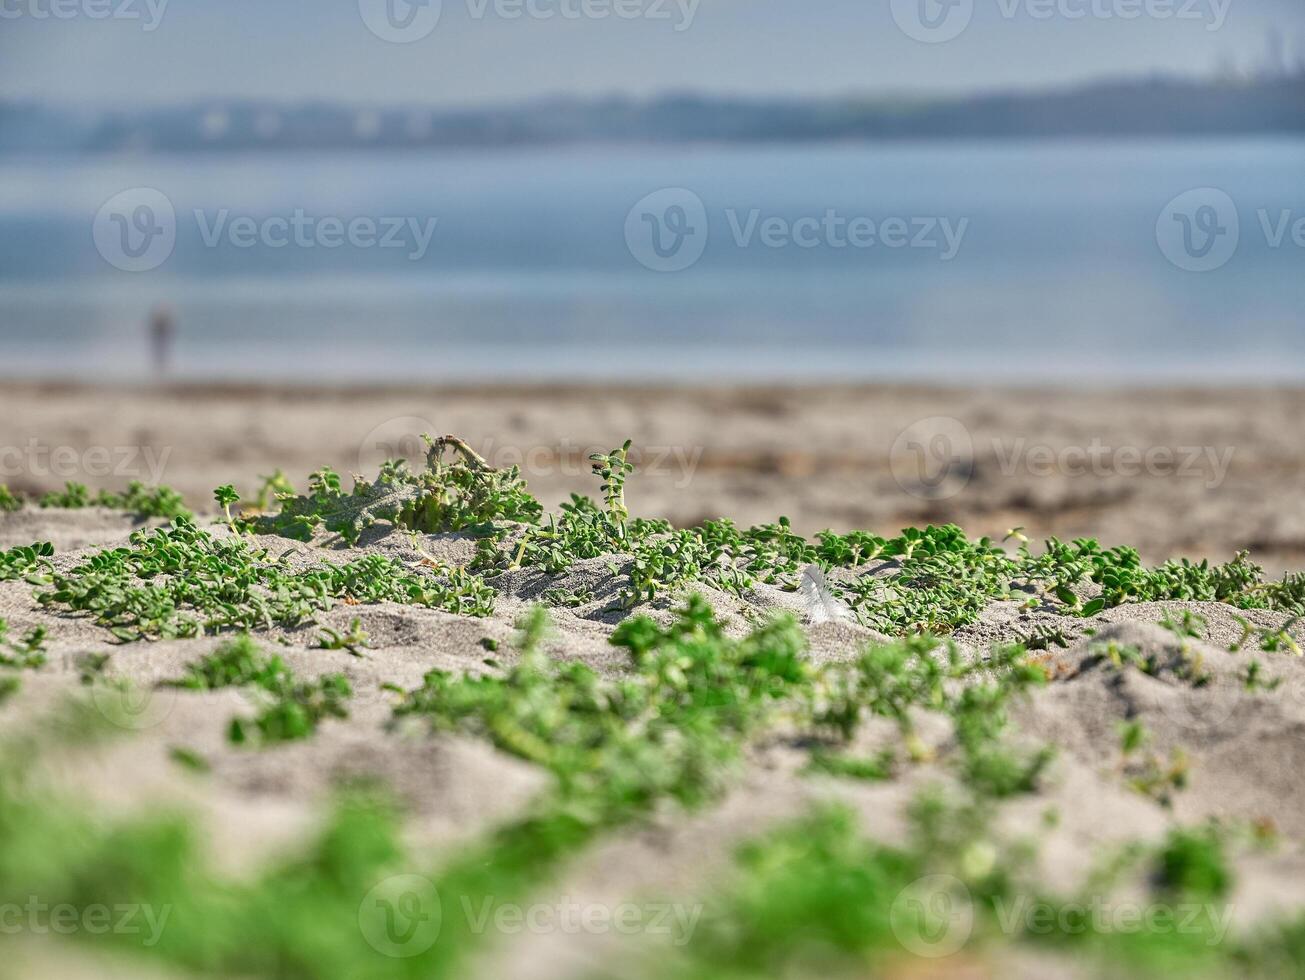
1244, 659, 1282, 692
1259, 619, 1302, 656
315, 617, 370, 657
1117, 719, 1150, 755
214, 484, 240, 532
1160, 609, 1208, 640
168, 746, 210, 772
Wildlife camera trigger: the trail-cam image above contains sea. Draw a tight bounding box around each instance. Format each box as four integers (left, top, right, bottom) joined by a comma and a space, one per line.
0, 138, 1301, 383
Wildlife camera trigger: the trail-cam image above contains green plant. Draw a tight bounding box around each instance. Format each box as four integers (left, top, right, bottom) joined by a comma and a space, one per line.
1155, 825, 1231, 900
0, 484, 23, 512
805, 749, 895, 781
394, 598, 807, 821
1244, 659, 1282, 692
252, 469, 295, 511
0, 541, 53, 583
168, 746, 210, 772
590, 439, 634, 537
40, 481, 191, 519
214, 484, 240, 531
539, 585, 595, 608
1160, 609, 1208, 640
37, 517, 494, 641
255, 435, 541, 545
0, 619, 47, 669
1117, 720, 1189, 807
314, 617, 370, 656
169, 634, 350, 745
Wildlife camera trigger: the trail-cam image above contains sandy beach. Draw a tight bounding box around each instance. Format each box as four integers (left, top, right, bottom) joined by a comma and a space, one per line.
2, 380, 1303, 569
3, 380, 1305, 978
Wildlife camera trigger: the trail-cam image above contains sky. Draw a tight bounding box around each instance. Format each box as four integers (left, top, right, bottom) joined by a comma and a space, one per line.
1, 0, 1304, 107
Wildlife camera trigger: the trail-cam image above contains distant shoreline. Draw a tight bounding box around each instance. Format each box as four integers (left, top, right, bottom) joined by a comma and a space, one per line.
5, 71, 1302, 155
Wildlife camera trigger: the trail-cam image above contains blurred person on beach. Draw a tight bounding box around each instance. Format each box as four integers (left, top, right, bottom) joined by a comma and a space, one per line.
149, 303, 175, 376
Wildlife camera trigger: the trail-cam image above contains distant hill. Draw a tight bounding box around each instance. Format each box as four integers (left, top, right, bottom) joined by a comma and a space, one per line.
3, 72, 1303, 153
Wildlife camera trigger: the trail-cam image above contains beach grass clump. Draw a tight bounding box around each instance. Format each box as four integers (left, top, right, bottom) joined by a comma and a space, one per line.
395, 598, 1051, 831
39, 480, 192, 520
393, 598, 806, 822
664, 797, 1251, 980
168, 633, 351, 745
0, 541, 53, 583
0, 485, 22, 512
252, 436, 541, 545
0, 594, 1292, 979
233, 435, 1305, 634
0, 618, 47, 669
36, 516, 494, 641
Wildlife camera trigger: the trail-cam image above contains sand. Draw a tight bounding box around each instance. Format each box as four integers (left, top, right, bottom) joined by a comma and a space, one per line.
2, 380, 1303, 572
3, 381, 1305, 977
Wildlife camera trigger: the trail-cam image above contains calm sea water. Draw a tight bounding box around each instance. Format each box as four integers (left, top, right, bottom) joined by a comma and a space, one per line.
0, 140, 1301, 382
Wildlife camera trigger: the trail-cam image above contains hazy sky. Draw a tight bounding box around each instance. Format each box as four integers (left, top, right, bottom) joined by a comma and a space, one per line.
3, 0, 1304, 106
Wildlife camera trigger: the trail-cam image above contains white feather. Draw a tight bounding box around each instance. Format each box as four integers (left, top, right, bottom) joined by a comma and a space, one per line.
799, 564, 851, 625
